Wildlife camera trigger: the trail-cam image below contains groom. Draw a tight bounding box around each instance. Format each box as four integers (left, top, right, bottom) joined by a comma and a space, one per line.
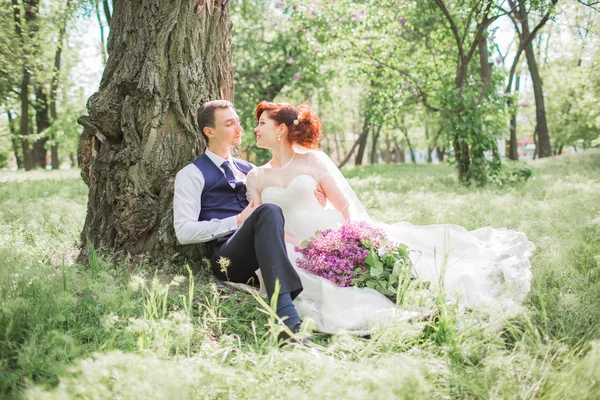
173, 99, 304, 338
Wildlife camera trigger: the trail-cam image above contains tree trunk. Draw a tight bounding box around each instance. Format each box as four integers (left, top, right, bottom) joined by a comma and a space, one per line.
77, 0, 234, 266
34, 86, 50, 168
338, 128, 367, 168
369, 122, 382, 164
393, 137, 405, 164
384, 135, 392, 163
13, 0, 40, 171
401, 127, 416, 164
518, 0, 552, 158
523, 41, 551, 158
437, 147, 446, 162
507, 72, 520, 161
355, 117, 370, 166
533, 125, 538, 159
6, 108, 23, 169
19, 68, 33, 170
95, 1, 108, 65
102, 0, 111, 26
425, 119, 432, 163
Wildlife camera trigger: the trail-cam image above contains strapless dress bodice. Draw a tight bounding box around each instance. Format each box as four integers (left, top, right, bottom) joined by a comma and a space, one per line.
261, 175, 344, 241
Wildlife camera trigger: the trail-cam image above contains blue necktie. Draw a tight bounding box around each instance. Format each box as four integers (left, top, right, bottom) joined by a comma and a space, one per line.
221, 161, 239, 188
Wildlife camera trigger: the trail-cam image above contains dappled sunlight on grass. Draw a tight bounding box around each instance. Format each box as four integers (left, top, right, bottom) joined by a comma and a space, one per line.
1, 152, 600, 398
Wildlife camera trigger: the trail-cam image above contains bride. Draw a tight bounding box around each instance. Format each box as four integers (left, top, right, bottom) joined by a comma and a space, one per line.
246, 101, 535, 334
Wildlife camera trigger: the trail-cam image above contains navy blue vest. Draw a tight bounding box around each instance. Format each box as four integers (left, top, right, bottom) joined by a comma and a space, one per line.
193, 154, 254, 221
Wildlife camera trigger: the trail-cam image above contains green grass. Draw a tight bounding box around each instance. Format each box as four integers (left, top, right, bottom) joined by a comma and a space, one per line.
1, 152, 599, 399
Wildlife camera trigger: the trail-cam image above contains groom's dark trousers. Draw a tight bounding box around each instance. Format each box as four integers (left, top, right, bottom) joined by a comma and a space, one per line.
210, 204, 303, 301
191, 153, 302, 301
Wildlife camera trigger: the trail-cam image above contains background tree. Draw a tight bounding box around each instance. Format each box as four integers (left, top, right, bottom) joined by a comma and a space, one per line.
504, 0, 559, 158
232, 0, 331, 164
301, 0, 508, 184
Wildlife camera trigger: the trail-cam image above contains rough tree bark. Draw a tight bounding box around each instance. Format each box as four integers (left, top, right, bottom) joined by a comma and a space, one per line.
77, 0, 234, 266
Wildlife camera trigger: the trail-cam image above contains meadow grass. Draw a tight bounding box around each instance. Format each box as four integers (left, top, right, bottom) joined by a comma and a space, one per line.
1, 152, 599, 399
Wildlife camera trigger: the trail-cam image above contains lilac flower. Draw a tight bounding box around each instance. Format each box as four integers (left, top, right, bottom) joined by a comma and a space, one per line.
293, 72, 302, 80
286, 58, 294, 64
398, 17, 407, 25
295, 221, 387, 287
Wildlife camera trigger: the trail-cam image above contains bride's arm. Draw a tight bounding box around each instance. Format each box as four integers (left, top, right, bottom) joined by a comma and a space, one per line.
245, 169, 263, 206
308, 153, 357, 220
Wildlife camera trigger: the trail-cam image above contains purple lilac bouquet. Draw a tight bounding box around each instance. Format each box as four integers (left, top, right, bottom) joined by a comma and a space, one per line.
295, 221, 412, 300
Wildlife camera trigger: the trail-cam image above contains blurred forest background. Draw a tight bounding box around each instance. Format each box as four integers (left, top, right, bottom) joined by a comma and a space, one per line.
1, 0, 598, 184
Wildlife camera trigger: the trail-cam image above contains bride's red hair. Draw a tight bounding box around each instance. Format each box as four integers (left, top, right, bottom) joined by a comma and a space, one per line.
254, 101, 322, 149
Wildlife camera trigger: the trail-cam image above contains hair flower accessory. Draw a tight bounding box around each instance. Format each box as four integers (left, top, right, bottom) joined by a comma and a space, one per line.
293, 119, 300, 125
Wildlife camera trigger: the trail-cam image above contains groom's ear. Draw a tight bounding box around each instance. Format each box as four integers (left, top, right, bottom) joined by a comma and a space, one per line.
203, 126, 214, 139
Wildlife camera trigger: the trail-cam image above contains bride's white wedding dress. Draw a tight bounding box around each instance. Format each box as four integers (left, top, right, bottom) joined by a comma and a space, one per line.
246, 150, 535, 334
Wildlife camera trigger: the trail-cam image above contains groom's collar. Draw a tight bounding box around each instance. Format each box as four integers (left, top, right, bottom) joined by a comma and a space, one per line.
205, 149, 233, 167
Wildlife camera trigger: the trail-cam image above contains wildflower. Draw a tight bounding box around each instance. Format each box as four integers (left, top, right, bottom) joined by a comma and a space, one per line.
218, 256, 231, 274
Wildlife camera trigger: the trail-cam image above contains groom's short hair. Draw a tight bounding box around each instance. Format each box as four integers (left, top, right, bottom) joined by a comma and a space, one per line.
197, 100, 234, 144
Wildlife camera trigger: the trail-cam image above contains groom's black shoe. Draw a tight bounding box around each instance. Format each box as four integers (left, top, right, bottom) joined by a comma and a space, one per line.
278, 322, 312, 346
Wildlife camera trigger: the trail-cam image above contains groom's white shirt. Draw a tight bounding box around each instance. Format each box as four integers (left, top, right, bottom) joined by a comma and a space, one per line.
173, 149, 246, 245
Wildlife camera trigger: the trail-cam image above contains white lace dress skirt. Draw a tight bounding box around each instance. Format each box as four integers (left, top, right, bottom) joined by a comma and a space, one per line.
257, 175, 535, 334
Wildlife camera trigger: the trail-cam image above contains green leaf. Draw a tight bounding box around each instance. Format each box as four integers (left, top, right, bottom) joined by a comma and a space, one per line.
298, 240, 309, 249
365, 249, 376, 267
370, 263, 384, 277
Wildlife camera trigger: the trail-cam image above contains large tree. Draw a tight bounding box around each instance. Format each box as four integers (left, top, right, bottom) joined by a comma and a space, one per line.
505, 0, 558, 158
77, 0, 233, 265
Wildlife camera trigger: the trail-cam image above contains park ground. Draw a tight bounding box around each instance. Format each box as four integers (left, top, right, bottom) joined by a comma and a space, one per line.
1, 151, 599, 399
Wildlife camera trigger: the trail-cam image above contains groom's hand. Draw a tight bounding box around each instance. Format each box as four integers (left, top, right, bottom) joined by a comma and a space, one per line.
314, 184, 327, 208
236, 199, 257, 227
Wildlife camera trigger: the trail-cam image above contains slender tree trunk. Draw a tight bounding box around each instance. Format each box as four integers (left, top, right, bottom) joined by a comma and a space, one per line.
507, 73, 520, 160
77, 0, 234, 265
533, 125, 538, 159
102, 0, 111, 26
393, 137, 405, 164
369, 122, 381, 164
338, 129, 367, 168
34, 86, 50, 168
19, 68, 33, 170
523, 40, 551, 158
13, 0, 40, 171
354, 117, 370, 166
6, 108, 23, 169
95, 1, 108, 65
425, 119, 432, 163
438, 147, 446, 162
50, 0, 70, 169
384, 135, 392, 163
517, 0, 553, 158
401, 127, 416, 164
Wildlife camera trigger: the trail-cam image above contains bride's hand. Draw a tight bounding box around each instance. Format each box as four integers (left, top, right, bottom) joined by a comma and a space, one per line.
285, 233, 302, 247
236, 199, 257, 227
314, 184, 327, 208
